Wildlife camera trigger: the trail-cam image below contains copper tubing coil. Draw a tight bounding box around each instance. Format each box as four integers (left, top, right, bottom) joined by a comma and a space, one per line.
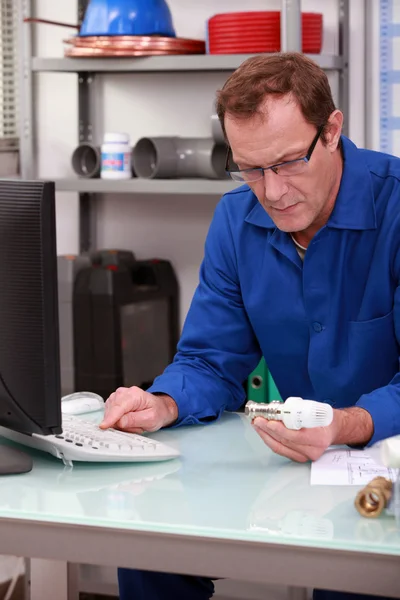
354, 476, 393, 518
64, 36, 205, 57
65, 35, 205, 47
66, 48, 200, 56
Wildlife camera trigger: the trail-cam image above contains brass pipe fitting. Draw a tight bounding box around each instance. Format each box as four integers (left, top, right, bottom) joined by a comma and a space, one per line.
354, 477, 393, 518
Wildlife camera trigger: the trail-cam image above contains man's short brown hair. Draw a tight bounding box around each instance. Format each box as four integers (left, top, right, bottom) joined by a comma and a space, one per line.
216, 52, 336, 144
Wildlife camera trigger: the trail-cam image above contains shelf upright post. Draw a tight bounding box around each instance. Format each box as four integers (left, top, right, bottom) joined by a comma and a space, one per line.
19, 0, 35, 179
338, 0, 350, 137
280, 0, 302, 52
77, 0, 96, 253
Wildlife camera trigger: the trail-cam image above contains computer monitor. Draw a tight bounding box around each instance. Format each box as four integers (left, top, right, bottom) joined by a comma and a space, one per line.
0, 180, 62, 475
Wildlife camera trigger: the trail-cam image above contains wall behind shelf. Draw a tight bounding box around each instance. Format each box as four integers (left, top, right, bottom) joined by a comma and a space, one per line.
34, 0, 365, 325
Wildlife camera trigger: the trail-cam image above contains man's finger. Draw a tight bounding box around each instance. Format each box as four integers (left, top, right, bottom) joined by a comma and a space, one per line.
100, 388, 143, 429
253, 417, 329, 445
102, 392, 115, 420
114, 408, 158, 432
253, 421, 327, 462
253, 425, 310, 462
113, 424, 145, 435
254, 419, 299, 444
100, 401, 131, 429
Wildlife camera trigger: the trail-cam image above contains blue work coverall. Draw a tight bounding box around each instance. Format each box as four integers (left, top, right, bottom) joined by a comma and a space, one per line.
119, 136, 400, 600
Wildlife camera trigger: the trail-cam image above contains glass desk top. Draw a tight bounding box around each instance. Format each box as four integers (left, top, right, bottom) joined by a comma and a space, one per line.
0, 412, 399, 555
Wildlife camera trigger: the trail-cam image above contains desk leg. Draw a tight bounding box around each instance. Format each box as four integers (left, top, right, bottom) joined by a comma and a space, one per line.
29, 559, 79, 600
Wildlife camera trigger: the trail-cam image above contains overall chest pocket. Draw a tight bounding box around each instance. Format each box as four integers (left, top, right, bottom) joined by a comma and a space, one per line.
348, 310, 399, 389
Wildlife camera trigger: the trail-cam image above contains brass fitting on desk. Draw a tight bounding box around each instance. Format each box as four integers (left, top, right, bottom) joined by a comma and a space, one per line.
354, 477, 393, 518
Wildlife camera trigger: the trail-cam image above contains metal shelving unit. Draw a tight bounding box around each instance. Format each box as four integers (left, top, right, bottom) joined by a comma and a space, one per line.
54, 178, 239, 195
19, 0, 350, 252
31, 53, 344, 73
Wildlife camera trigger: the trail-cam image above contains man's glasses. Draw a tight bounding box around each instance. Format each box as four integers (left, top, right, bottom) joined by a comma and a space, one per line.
225, 125, 325, 183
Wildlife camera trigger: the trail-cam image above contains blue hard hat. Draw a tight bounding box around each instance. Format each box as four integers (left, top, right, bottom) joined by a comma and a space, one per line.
79, 0, 176, 38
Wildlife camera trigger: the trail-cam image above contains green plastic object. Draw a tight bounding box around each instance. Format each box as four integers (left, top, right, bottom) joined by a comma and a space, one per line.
247, 357, 282, 403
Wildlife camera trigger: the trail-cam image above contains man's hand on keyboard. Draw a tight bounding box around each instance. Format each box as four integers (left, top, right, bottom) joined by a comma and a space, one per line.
99, 387, 178, 434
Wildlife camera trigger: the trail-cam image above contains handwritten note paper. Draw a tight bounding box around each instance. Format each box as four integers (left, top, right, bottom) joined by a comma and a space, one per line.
311, 447, 399, 486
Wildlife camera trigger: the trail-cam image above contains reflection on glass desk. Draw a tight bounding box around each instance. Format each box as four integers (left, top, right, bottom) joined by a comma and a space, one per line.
0, 412, 399, 555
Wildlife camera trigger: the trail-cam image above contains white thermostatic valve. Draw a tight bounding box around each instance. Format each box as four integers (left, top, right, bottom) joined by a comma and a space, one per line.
245, 397, 333, 430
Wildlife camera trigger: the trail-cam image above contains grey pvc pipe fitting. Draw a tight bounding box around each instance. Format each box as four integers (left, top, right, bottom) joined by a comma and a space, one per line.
133, 137, 178, 178
211, 114, 225, 145
71, 143, 101, 178
132, 137, 227, 179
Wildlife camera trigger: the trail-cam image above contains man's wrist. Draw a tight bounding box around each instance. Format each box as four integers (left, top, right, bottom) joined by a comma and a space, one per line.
331, 406, 374, 446
153, 393, 179, 426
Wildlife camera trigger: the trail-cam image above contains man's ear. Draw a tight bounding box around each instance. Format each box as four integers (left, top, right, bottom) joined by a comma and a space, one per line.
325, 110, 344, 151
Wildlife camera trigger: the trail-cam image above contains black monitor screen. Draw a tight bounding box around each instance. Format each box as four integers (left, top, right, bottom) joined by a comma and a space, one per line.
0, 180, 62, 453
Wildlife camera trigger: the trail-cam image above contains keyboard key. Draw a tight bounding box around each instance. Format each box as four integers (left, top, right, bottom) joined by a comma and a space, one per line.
119, 444, 134, 452
105, 443, 120, 451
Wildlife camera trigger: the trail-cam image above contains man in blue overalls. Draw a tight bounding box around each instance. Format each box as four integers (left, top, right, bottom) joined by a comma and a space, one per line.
101, 52, 400, 600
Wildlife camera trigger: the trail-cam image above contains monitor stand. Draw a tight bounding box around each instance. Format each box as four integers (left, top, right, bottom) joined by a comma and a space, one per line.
0, 445, 33, 475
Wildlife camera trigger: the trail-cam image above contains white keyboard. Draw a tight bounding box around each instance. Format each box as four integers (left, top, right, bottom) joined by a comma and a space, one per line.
0, 415, 180, 465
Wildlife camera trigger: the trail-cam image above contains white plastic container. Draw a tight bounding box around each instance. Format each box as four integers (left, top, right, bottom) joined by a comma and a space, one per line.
100, 132, 132, 179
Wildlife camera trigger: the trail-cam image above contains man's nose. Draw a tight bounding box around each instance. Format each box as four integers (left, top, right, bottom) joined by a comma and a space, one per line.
263, 169, 289, 203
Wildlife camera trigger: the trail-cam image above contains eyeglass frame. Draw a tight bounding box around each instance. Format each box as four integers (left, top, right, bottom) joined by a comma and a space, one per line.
224, 124, 325, 180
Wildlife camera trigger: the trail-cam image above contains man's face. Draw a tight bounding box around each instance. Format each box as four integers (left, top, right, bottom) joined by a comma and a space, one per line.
225, 95, 342, 243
